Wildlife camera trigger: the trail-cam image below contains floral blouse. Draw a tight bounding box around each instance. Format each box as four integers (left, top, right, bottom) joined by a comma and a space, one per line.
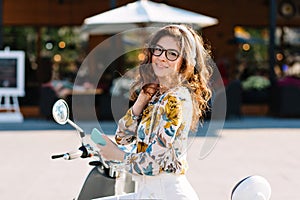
115, 86, 193, 176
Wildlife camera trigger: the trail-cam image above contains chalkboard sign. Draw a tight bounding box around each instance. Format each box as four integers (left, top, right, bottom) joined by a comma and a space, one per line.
0, 50, 25, 96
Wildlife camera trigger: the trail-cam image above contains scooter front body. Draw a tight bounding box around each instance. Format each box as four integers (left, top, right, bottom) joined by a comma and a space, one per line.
77, 166, 116, 200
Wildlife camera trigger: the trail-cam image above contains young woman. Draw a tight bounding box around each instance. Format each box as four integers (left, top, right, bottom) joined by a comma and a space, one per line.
97, 24, 214, 199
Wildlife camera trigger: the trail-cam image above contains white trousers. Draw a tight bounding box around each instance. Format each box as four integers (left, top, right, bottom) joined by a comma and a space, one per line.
131, 173, 199, 200
94, 173, 199, 200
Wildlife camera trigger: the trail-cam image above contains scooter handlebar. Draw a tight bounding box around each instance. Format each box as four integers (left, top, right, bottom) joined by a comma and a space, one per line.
63, 150, 83, 160
51, 154, 65, 159
51, 149, 86, 160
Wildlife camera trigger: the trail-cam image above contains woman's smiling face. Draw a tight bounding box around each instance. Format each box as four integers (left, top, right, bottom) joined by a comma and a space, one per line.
151, 36, 183, 81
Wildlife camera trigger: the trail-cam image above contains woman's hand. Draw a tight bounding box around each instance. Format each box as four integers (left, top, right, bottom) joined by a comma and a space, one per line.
142, 83, 159, 99
132, 83, 159, 116
97, 134, 125, 162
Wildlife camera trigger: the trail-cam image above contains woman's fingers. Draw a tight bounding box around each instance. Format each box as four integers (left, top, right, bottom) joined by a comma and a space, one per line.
97, 136, 125, 161
142, 83, 159, 96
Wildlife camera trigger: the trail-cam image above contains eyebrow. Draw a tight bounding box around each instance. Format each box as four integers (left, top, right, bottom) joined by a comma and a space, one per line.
154, 44, 179, 52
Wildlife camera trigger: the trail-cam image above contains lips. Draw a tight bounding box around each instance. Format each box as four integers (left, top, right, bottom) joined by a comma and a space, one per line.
154, 62, 168, 68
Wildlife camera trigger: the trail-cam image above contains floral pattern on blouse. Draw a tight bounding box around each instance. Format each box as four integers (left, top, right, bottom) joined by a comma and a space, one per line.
115, 86, 193, 176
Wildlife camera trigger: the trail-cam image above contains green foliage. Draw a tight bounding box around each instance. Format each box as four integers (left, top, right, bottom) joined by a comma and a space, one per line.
236, 27, 269, 68
242, 75, 271, 91
40, 26, 87, 62
3, 26, 36, 53
3, 26, 87, 60
3, 25, 88, 82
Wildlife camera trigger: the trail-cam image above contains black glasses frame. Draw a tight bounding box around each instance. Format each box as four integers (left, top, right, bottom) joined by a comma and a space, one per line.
150, 45, 180, 61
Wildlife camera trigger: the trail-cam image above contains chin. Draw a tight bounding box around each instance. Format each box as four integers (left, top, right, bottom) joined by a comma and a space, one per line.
154, 74, 165, 79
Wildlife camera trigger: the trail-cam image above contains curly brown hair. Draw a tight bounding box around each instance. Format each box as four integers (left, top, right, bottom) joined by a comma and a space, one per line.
130, 24, 214, 131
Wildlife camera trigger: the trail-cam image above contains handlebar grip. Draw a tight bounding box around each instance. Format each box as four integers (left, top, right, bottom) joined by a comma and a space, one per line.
91, 128, 106, 146
63, 151, 83, 160
51, 150, 83, 160
51, 154, 65, 159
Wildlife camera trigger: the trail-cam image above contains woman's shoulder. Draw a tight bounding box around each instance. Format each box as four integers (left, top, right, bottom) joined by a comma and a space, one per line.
163, 86, 191, 101
171, 85, 190, 95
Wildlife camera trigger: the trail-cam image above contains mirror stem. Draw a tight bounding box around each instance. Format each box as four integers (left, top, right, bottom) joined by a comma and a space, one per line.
67, 119, 85, 138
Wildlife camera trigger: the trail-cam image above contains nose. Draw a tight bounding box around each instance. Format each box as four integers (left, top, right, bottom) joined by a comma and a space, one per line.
157, 51, 167, 61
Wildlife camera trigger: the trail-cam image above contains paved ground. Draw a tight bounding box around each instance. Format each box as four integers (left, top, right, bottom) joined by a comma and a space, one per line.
0, 117, 300, 200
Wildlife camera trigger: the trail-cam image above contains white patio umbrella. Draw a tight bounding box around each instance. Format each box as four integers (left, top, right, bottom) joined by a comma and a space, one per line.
82, 0, 218, 35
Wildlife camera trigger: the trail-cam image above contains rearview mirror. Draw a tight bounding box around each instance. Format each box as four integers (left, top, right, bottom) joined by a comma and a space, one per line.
52, 99, 69, 125
52, 99, 85, 138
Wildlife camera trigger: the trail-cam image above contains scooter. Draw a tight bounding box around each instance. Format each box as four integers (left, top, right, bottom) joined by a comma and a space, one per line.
50, 99, 271, 200
51, 99, 135, 200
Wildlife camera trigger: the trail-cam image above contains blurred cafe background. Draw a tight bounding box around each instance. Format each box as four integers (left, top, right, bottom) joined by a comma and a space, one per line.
0, 0, 300, 121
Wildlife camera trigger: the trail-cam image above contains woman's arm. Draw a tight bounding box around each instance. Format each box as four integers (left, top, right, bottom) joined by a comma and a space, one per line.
115, 83, 159, 145
97, 84, 160, 162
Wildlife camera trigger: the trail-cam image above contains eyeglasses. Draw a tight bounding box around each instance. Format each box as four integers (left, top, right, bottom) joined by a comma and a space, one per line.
150, 45, 180, 61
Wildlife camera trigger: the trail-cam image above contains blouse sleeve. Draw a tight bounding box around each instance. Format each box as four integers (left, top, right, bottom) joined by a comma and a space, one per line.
115, 108, 138, 145
123, 92, 185, 176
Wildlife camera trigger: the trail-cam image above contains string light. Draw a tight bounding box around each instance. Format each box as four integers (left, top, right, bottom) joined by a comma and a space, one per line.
242, 43, 250, 51
58, 41, 66, 49
53, 54, 62, 62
